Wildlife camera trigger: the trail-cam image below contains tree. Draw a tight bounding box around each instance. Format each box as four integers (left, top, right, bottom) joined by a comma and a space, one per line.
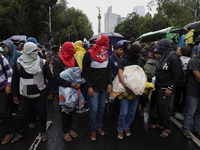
0, 0, 93, 45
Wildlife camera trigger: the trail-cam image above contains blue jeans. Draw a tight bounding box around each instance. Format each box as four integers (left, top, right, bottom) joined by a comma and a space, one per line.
88, 91, 107, 133
117, 96, 139, 132
182, 96, 200, 132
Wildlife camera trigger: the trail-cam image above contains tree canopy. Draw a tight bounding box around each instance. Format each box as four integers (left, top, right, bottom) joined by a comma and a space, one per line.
115, 0, 199, 40
0, 0, 93, 45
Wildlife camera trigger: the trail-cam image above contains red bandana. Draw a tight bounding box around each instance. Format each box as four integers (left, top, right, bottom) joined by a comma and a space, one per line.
59, 42, 75, 68
89, 35, 110, 62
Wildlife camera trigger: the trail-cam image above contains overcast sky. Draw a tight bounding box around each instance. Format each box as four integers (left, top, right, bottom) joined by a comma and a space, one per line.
66, 0, 157, 35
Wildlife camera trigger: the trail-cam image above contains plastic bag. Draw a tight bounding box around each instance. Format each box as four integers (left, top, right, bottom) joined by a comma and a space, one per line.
113, 65, 146, 95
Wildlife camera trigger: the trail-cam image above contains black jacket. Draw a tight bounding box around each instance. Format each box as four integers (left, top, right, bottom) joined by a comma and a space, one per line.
155, 53, 182, 90
52, 57, 78, 87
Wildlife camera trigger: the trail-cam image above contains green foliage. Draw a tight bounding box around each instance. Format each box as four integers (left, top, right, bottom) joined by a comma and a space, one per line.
0, 0, 93, 45
115, 0, 199, 41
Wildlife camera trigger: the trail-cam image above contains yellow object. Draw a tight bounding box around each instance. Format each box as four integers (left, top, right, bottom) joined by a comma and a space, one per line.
184, 29, 195, 45
113, 82, 155, 101
74, 40, 86, 70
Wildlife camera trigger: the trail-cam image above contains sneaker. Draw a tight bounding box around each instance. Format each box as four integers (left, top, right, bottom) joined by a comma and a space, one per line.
174, 112, 184, 121
76, 108, 89, 113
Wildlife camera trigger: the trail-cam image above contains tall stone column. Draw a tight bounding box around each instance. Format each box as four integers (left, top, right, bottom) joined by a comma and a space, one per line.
97, 7, 101, 34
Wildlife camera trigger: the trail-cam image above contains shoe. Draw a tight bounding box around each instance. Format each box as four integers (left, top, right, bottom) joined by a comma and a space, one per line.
69, 130, 78, 138
76, 108, 89, 113
98, 128, 105, 136
40, 132, 48, 142
181, 130, 192, 140
125, 129, 131, 136
2, 134, 13, 145
63, 133, 72, 142
117, 131, 124, 139
90, 132, 96, 141
11, 134, 23, 143
174, 112, 184, 121
28, 122, 36, 129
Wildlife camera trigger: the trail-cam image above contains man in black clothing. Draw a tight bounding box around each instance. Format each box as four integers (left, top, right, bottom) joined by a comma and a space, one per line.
155, 38, 182, 138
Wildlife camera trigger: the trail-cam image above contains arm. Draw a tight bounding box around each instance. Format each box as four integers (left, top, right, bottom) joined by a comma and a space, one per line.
11, 62, 20, 103
82, 52, 94, 96
82, 52, 92, 88
107, 59, 112, 93
192, 70, 200, 84
118, 69, 132, 94
3, 57, 13, 95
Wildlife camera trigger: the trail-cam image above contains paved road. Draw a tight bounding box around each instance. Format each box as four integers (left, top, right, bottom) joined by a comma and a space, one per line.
1, 99, 200, 150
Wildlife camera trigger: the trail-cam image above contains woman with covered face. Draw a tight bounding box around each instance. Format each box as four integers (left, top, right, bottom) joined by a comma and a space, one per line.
53, 42, 80, 142
82, 35, 112, 141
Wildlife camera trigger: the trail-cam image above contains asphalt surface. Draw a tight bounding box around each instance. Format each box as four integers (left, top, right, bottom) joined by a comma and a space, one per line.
0, 98, 200, 150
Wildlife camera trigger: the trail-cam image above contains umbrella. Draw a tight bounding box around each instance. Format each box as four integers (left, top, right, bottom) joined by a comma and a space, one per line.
89, 32, 124, 44
117, 40, 128, 45
184, 21, 200, 32
9, 35, 27, 44
169, 28, 187, 34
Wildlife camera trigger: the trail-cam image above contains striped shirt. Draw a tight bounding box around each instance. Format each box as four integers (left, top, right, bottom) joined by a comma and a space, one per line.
0, 55, 13, 90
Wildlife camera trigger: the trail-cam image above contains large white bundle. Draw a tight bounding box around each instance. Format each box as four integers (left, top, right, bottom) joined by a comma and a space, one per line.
113, 65, 146, 95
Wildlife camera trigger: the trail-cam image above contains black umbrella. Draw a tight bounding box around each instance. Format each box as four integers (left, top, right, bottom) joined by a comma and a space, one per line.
170, 28, 187, 34
89, 32, 124, 44
184, 21, 200, 32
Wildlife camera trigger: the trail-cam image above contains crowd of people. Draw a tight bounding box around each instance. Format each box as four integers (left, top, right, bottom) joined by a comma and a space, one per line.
0, 27, 199, 146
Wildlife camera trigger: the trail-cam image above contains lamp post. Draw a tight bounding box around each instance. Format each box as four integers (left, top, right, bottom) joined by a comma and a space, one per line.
48, 2, 64, 44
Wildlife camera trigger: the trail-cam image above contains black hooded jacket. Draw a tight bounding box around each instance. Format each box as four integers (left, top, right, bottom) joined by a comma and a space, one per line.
155, 39, 182, 90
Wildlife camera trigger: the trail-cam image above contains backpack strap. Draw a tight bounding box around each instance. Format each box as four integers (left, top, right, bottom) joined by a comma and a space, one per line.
0, 55, 3, 67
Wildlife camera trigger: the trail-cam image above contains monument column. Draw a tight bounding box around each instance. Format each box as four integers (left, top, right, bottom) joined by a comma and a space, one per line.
97, 7, 101, 34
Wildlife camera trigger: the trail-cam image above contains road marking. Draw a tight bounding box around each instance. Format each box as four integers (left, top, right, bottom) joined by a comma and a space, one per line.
29, 121, 52, 150
170, 117, 200, 147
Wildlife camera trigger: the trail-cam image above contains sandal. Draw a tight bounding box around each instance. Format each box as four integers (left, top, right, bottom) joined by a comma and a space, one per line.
98, 129, 105, 136
160, 129, 171, 138
2, 134, 13, 145
11, 134, 24, 143
69, 130, 78, 138
149, 124, 164, 129
40, 132, 48, 142
125, 129, 131, 136
90, 132, 96, 141
182, 130, 192, 140
63, 133, 72, 142
117, 131, 124, 140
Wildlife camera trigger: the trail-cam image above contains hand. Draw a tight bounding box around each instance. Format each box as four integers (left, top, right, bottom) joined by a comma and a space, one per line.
71, 83, 76, 88
5, 86, 11, 95
107, 84, 112, 93
88, 87, 94, 97
164, 89, 172, 97
48, 94, 53, 100
13, 97, 19, 104
125, 86, 133, 94
74, 83, 81, 89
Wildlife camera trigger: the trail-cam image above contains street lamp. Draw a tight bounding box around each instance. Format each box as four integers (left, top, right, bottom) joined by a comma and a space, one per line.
49, 2, 65, 44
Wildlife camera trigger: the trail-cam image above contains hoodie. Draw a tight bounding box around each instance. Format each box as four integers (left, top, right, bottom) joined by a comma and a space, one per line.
155, 38, 182, 90
2, 39, 21, 68
184, 29, 195, 46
